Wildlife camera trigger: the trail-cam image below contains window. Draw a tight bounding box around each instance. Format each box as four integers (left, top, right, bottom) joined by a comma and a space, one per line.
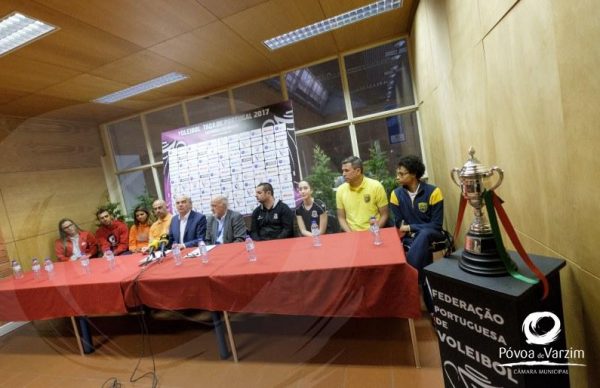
286, 59, 346, 129
345, 39, 414, 118
145, 104, 186, 163
297, 127, 353, 177
355, 111, 421, 173
107, 117, 149, 170
186, 92, 231, 125
232, 77, 282, 113
118, 170, 158, 213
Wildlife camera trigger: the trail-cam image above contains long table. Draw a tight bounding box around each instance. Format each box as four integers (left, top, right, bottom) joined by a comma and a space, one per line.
125, 228, 420, 318
0, 228, 422, 364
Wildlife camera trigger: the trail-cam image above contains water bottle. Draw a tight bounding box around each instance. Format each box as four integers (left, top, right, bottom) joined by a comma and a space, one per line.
199, 241, 209, 264
311, 220, 321, 247
31, 258, 41, 279
172, 245, 182, 266
369, 216, 383, 246
43, 257, 55, 278
104, 250, 115, 270
80, 255, 91, 274
11, 260, 24, 279
245, 236, 257, 262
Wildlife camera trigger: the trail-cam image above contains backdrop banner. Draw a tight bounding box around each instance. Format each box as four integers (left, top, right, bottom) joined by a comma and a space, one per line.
161, 100, 300, 215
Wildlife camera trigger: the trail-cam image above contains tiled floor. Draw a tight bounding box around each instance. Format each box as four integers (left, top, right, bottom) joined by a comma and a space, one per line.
0, 312, 443, 387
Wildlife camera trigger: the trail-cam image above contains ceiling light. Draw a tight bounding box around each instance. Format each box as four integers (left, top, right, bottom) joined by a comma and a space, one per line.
0, 12, 57, 57
263, 0, 402, 50
93, 72, 189, 104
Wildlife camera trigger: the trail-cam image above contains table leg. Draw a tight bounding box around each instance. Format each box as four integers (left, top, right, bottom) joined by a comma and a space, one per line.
73, 316, 94, 354
210, 311, 230, 359
222, 311, 238, 362
408, 318, 420, 368
70, 317, 84, 356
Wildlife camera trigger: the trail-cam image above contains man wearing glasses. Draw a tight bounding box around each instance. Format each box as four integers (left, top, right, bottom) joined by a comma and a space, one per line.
389, 155, 445, 313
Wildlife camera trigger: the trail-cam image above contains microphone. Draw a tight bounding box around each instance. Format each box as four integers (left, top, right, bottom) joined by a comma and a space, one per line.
147, 239, 160, 257
139, 240, 160, 266
158, 234, 170, 258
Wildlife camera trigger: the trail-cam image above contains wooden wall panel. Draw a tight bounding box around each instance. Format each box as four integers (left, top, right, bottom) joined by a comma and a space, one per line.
0, 116, 106, 275
412, 0, 599, 386
0, 117, 102, 173
0, 168, 106, 242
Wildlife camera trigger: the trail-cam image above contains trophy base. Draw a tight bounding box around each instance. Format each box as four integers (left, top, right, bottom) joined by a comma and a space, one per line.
459, 232, 513, 276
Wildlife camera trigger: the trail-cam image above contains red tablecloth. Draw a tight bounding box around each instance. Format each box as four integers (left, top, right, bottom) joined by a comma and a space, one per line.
0, 255, 143, 321
125, 228, 421, 319
0, 228, 421, 321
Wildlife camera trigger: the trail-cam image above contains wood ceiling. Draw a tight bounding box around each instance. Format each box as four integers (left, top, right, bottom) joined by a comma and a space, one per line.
0, 0, 416, 124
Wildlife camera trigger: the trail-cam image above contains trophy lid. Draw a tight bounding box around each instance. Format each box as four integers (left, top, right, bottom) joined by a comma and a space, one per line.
458, 147, 493, 177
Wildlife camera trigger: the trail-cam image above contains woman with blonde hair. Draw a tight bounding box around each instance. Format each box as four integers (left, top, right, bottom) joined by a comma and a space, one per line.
54, 218, 97, 261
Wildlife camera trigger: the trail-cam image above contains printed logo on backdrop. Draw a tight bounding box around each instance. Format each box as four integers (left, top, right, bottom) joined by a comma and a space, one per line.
160, 101, 300, 215
498, 311, 586, 374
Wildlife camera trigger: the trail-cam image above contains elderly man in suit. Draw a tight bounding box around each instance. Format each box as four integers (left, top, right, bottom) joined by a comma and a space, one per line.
168, 195, 207, 249
205, 195, 247, 244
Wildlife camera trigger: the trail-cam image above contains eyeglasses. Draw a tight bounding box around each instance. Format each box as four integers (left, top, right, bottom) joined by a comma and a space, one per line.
396, 170, 411, 177
62, 223, 74, 230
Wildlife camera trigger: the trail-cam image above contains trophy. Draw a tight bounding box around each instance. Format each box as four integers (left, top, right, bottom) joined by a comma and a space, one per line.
451, 147, 512, 276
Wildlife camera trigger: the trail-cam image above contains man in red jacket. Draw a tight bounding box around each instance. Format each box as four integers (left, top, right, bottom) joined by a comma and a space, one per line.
95, 208, 129, 255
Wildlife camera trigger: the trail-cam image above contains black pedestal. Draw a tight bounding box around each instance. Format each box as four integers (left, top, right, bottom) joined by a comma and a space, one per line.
425, 250, 572, 388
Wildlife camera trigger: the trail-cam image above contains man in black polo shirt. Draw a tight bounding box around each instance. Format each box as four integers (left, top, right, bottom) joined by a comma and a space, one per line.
250, 182, 294, 241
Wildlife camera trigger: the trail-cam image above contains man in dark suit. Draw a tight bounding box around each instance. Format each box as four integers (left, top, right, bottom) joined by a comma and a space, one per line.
168, 195, 206, 249
205, 195, 247, 244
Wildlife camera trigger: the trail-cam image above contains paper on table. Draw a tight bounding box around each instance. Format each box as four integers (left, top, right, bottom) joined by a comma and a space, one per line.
185, 244, 217, 258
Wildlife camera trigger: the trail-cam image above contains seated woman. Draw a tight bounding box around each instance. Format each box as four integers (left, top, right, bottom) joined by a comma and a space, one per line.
129, 206, 153, 253
54, 218, 98, 261
295, 180, 328, 237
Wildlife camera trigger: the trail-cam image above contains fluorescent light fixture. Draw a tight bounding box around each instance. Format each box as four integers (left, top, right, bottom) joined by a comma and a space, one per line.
263, 0, 402, 50
0, 12, 57, 57
93, 72, 189, 104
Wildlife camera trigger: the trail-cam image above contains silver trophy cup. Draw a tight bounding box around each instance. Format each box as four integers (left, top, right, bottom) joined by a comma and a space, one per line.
451, 148, 512, 276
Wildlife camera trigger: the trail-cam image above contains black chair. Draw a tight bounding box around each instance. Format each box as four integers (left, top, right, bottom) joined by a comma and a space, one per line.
325, 213, 340, 234
430, 229, 455, 258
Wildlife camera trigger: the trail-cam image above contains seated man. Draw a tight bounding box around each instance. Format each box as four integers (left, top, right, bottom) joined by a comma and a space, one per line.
55, 218, 98, 261
389, 155, 445, 313
148, 199, 173, 250
95, 208, 129, 255
250, 182, 294, 241
168, 195, 206, 249
205, 195, 247, 244
336, 156, 388, 232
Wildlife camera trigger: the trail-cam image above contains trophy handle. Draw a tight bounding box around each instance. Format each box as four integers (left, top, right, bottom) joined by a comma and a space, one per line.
450, 168, 462, 187
488, 167, 504, 191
